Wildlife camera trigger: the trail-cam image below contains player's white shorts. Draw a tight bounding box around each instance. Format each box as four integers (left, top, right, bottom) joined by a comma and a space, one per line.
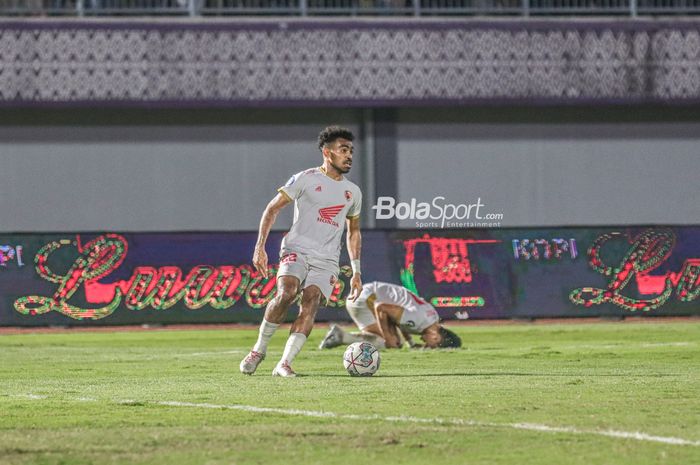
345, 285, 376, 330
277, 249, 338, 301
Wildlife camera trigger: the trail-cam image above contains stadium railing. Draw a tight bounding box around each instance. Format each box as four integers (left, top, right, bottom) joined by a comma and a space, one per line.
1, 0, 700, 17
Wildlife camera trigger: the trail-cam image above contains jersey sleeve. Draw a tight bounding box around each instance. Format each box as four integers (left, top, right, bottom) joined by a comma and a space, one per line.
278, 172, 307, 201
347, 188, 362, 219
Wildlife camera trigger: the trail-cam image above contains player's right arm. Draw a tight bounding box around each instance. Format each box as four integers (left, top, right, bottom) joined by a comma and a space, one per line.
253, 192, 292, 278
373, 303, 403, 349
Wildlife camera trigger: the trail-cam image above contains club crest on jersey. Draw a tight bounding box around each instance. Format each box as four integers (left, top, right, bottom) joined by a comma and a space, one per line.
345, 190, 352, 201
315, 185, 322, 192
317, 204, 344, 228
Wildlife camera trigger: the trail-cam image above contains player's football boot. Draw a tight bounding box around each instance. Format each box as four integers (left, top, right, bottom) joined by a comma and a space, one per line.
272, 361, 297, 378
239, 350, 265, 375
319, 324, 343, 349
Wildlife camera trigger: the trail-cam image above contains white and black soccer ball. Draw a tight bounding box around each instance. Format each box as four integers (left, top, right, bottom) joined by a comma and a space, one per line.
342, 342, 380, 377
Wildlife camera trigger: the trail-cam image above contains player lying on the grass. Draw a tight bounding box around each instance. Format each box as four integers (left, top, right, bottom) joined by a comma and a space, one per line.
319, 281, 461, 350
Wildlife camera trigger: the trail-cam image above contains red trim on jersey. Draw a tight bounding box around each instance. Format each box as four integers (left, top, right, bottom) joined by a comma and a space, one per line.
407, 290, 427, 305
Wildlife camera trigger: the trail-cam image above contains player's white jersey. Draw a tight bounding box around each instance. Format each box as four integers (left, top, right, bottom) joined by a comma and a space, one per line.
278, 167, 362, 263
366, 281, 439, 333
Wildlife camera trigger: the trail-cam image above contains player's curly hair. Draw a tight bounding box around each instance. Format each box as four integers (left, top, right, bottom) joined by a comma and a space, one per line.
318, 126, 354, 152
438, 327, 462, 348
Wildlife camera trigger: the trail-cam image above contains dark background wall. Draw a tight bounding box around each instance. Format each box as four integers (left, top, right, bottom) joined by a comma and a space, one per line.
1, 106, 699, 232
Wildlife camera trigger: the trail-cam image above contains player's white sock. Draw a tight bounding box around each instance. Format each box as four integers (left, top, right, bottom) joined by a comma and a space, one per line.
279, 332, 307, 366
252, 319, 279, 354
344, 331, 386, 349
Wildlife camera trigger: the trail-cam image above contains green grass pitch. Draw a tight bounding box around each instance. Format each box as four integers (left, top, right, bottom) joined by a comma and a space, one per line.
1, 321, 699, 465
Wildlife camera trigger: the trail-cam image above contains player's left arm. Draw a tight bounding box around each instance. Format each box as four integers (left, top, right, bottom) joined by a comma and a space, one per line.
374, 309, 402, 349
399, 326, 420, 348
346, 215, 362, 301
372, 303, 403, 349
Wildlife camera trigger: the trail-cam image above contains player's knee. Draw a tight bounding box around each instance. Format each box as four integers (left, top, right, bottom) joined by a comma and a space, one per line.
362, 323, 382, 337
275, 286, 298, 307
301, 286, 322, 305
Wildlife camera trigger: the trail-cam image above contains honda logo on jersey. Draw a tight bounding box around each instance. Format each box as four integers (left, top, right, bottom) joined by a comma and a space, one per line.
317, 204, 345, 228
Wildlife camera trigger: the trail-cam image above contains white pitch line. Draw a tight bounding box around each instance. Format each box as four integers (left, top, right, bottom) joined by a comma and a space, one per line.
154, 400, 700, 447
13, 394, 48, 400
639, 342, 693, 348
507, 423, 699, 446
529, 342, 695, 351
15, 394, 700, 447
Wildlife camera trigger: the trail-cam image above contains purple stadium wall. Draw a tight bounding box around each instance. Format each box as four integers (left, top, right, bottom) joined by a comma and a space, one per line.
1, 227, 698, 326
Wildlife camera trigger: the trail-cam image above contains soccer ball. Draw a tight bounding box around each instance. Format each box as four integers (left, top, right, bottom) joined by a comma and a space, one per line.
342, 342, 380, 377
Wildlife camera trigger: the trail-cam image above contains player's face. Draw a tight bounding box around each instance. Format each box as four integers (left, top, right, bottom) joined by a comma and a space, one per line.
421, 327, 442, 348
325, 138, 354, 174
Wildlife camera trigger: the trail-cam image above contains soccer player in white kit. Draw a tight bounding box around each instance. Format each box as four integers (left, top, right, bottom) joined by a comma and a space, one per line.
319, 281, 462, 350
240, 126, 363, 377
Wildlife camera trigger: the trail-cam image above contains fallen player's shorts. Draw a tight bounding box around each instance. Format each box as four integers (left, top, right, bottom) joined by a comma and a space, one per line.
277, 249, 339, 301
345, 285, 376, 330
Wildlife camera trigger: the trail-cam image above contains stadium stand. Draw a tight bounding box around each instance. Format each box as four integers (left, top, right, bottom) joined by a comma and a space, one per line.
1, 0, 700, 16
